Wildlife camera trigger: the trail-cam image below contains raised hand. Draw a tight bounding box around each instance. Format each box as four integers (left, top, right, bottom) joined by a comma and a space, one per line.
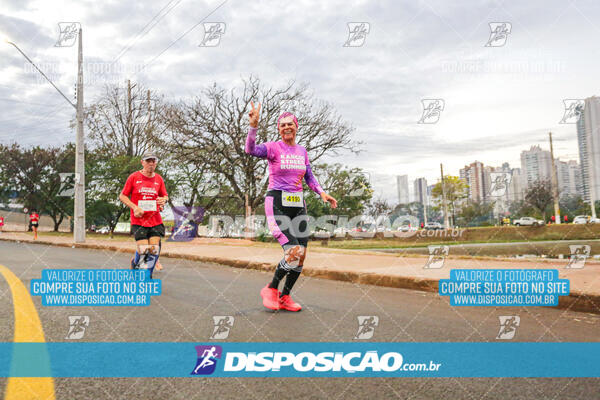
249, 101, 261, 128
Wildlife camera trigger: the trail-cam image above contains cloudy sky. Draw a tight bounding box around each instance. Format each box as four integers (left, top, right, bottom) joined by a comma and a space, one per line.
1, 0, 597, 202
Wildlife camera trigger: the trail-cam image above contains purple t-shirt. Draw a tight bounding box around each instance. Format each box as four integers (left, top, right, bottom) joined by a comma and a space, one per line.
245, 127, 323, 194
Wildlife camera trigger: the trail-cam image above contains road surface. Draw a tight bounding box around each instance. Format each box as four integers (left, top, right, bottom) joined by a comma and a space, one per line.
1, 241, 599, 399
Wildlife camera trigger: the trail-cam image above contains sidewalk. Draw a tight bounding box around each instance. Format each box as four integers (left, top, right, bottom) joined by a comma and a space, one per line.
1, 232, 599, 314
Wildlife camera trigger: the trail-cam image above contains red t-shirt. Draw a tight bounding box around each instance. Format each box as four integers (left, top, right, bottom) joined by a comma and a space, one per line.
121, 171, 167, 227
29, 214, 39, 223
0, 217, 4, 226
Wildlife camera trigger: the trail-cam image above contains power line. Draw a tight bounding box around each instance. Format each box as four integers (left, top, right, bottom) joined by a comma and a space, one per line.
112, 0, 185, 64
142, 0, 228, 70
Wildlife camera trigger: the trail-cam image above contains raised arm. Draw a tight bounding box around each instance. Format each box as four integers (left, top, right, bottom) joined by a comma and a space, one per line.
245, 101, 268, 158
245, 126, 268, 158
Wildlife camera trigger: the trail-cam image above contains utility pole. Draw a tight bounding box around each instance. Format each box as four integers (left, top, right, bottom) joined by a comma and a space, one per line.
423, 196, 428, 226
6, 35, 85, 241
440, 163, 450, 229
548, 132, 561, 225
74, 28, 86, 242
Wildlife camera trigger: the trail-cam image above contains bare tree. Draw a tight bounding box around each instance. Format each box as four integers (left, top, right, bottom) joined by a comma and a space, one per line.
83, 81, 169, 234
84, 80, 168, 157
166, 76, 359, 212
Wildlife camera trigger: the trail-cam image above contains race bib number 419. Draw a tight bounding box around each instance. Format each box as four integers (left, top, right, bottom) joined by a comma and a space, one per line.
282, 191, 303, 207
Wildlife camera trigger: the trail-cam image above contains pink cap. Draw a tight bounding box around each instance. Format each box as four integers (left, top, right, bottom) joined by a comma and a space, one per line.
277, 112, 298, 129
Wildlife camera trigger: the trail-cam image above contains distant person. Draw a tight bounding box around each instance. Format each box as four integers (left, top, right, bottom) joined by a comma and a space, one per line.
564, 215, 568, 223
0, 215, 4, 232
29, 209, 39, 240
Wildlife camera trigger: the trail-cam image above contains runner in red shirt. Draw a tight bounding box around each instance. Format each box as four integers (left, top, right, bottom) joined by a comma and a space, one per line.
0, 215, 4, 232
29, 210, 39, 240
119, 152, 168, 276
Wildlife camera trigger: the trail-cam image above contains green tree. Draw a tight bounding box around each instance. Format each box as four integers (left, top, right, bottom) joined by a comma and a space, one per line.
304, 163, 372, 219
0, 143, 75, 231
458, 200, 495, 226
431, 175, 468, 226
86, 154, 143, 236
390, 202, 424, 223
524, 180, 553, 222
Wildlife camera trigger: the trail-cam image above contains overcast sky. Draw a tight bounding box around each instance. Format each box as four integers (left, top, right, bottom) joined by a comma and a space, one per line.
1, 0, 597, 202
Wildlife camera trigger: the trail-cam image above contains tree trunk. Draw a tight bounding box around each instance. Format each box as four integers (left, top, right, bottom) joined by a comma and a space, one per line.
54, 214, 64, 232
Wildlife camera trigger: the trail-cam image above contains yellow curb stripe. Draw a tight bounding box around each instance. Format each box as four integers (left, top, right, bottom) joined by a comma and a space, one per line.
0, 264, 55, 400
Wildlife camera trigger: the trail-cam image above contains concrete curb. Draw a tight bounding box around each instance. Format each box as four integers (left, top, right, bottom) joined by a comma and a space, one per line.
2, 236, 599, 315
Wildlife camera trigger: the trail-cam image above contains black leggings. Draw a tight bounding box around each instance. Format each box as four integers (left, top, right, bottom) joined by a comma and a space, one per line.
264, 190, 309, 248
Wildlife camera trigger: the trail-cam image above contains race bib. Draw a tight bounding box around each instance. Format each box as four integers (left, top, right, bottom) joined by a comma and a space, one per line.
138, 200, 157, 212
282, 191, 303, 207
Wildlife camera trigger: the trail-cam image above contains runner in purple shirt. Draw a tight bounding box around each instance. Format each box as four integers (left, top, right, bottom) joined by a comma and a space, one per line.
246, 101, 337, 312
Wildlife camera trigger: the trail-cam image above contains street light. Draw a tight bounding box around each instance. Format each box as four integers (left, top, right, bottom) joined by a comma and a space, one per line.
5, 31, 86, 243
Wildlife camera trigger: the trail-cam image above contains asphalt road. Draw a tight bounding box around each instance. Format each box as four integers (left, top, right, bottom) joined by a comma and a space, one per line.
1, 241, 599, 399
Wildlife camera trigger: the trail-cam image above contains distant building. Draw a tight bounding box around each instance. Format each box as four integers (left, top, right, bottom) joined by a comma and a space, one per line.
577, 96, 600, 203
520, 145, 553, 188
556, 160, 582, 198
413, 177, 428, 205
396, 175, 409, 204
427, 184, 435, 206
485, 163, 523, 217
510, 167, 525, 202
459, 161, 486, 202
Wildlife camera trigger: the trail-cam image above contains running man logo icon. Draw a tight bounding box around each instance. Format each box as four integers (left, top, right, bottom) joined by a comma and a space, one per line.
424, 245, 449, 269
489, 172, 512, 197
496, 316, 520, 340
58, 173, 79, 197
417, 99, 445, 124
169, 206, 204, 242
55, 22, 80, 47
566, 245, 590, 269
344, 23, 370, 47
559, 99, 585, 124
65, 316, 89, 340
210, 316, 234, 340
485, 22, 512, 47
191, 345, 222, 375
354, 316, 379, 339
199, 23, 226, 47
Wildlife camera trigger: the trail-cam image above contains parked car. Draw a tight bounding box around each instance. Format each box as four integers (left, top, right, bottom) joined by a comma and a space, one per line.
399, 224, 417, 232
97, 226, 110, 234
572, 215, 600, 224
513, 217, 544, 226
423, 222, 443, 230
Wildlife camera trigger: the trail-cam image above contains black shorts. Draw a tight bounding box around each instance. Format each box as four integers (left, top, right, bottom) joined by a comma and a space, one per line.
131, 224, 165, 241
31, 222, 39, 227
265, 190, 309, 248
